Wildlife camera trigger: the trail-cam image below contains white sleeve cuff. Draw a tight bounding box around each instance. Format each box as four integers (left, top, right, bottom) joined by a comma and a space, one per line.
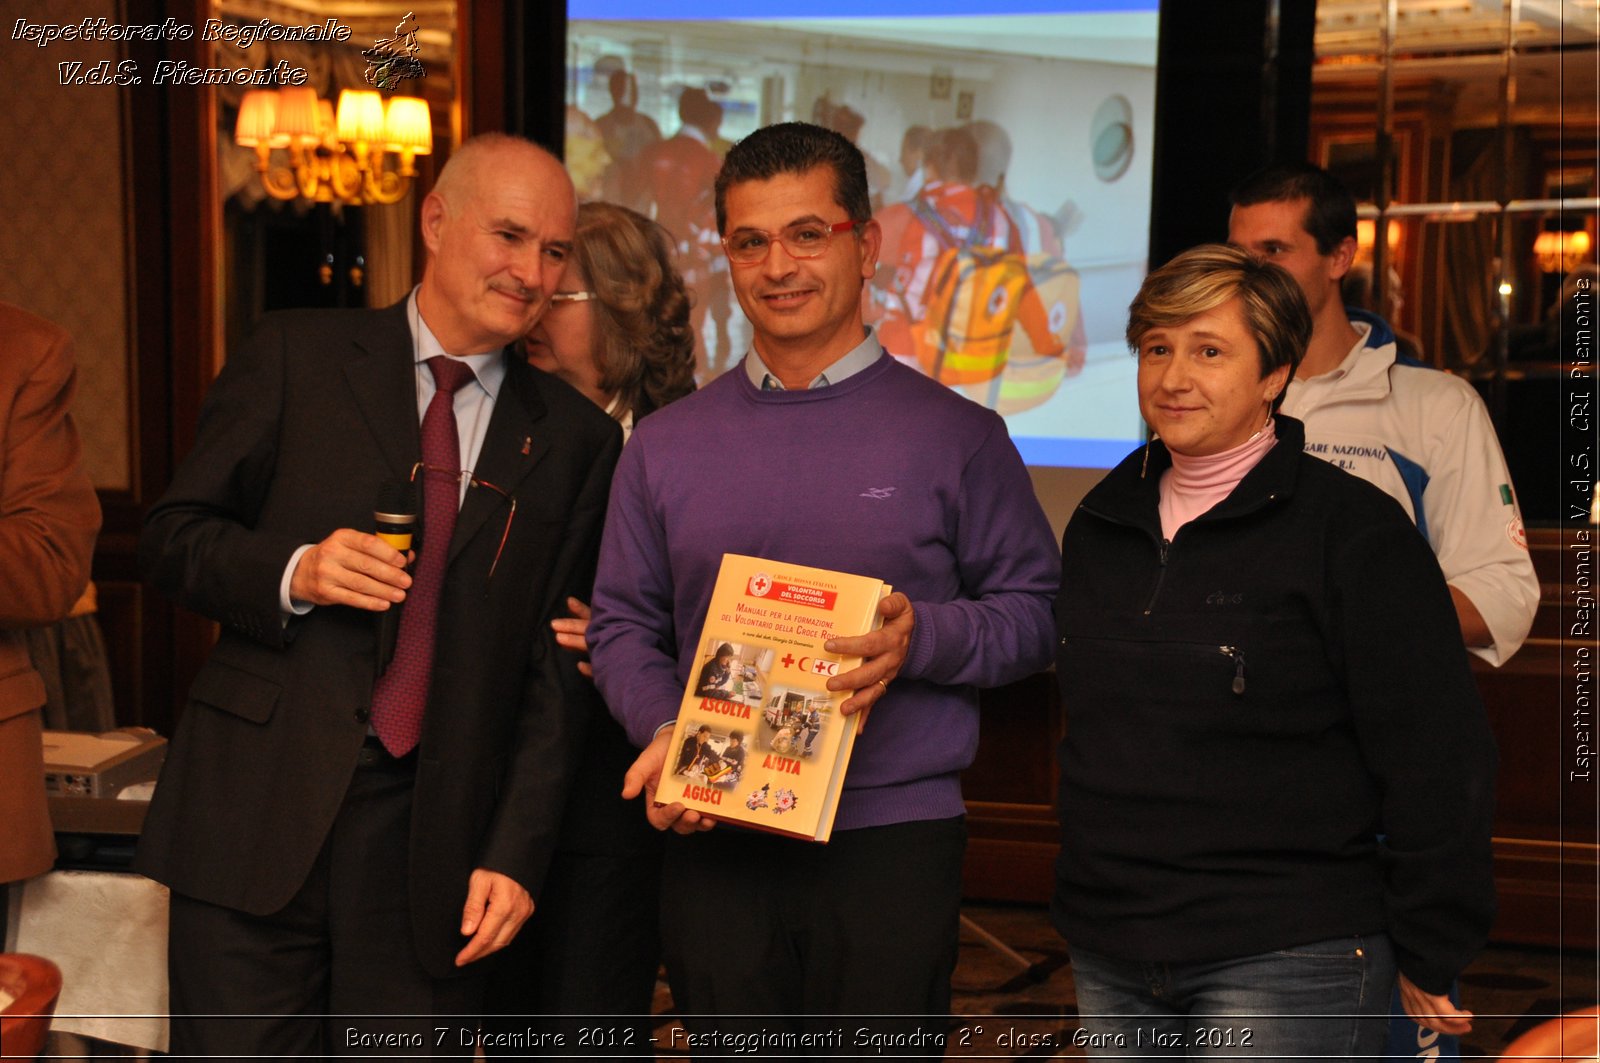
280, 544, 317, 618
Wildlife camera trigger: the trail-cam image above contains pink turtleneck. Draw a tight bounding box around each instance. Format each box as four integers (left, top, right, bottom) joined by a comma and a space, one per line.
1157, 419, 1279, 541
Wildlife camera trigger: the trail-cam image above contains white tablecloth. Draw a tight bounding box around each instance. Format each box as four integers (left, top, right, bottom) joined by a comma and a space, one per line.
5, 869, 170, 1052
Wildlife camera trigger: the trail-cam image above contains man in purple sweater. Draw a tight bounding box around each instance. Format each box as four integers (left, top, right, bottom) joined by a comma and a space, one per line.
587, 122, 1059, 1050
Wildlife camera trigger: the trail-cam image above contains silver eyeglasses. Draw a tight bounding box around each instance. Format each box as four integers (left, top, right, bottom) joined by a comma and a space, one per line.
549, 290, 597, 304
721, 220, 862, 266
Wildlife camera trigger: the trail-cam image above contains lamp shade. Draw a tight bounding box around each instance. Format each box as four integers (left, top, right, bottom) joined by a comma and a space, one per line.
383, 97, 433, 154
1356, 218, 1403, 253
273, 86, 323, 146
1534, 229, 1592, 273
336, 89, 387, 145
234, 90, 282, 147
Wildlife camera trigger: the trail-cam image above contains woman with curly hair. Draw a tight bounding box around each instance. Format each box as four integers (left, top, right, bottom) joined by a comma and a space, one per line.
525, 200, 697, 437
487, 202, 695, 1053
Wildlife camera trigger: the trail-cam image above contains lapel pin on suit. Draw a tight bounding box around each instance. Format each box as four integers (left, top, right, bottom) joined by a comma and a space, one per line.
521, 435, 532, 456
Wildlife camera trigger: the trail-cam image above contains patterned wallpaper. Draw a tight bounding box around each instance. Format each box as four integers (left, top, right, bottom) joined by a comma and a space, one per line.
0, 0, 132, 491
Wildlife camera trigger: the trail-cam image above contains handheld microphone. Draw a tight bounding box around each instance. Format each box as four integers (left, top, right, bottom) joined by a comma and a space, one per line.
375, 480, 417, 553
374, 480, 417, 676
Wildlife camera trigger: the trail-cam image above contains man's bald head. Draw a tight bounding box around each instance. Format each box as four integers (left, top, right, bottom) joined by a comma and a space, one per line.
430, 134, 568, 216
417, 134, 577, 355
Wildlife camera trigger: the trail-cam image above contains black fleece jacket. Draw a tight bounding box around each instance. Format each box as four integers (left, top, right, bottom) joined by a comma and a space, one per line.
1052, 416, 1496, 994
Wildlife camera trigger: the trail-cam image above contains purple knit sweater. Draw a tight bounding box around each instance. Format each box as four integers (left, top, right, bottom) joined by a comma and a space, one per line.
588, 355, 1060, 831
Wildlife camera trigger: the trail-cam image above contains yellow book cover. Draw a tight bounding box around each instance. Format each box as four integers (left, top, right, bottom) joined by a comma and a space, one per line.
655, 553, 890, 842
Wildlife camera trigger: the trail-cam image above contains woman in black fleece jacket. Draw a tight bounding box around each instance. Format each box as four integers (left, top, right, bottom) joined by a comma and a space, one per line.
1052, 245, 1495, 1060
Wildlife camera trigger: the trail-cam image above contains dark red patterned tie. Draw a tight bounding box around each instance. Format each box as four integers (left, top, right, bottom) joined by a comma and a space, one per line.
370, 355, 475, 756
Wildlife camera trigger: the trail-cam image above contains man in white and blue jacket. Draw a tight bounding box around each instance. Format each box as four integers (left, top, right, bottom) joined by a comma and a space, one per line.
1229, 164, 1538, 668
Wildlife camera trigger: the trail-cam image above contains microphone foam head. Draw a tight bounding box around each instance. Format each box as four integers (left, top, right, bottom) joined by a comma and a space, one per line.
375, 480, 417, 523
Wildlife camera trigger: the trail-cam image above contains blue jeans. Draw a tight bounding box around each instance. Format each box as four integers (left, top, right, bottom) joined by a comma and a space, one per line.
1069, 935, 1397, 1060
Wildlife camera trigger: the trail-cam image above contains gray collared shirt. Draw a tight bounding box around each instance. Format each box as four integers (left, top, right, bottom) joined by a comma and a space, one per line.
744, 328, 884, 391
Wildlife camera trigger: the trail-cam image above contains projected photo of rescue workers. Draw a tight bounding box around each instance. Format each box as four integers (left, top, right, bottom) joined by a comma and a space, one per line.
563, 1, 1157, 469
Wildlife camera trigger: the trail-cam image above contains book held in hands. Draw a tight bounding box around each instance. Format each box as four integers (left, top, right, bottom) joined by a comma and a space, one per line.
654, 553, 890, 842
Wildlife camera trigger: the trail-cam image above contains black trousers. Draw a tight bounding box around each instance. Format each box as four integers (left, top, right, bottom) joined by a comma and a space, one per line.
658, 816, 966, 1057
483, 844, 663, 1057
166, 747, 486, 1058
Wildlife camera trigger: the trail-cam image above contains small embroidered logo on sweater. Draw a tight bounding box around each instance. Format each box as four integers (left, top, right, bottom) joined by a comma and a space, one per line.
861, 487, 896, 499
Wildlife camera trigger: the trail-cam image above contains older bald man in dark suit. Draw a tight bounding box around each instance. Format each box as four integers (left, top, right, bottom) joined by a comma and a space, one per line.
136, 134, 622, 1056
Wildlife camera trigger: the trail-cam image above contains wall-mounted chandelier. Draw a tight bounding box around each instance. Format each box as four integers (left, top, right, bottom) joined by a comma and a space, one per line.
1532, 228, 1592, 275
234, 86, 432, 206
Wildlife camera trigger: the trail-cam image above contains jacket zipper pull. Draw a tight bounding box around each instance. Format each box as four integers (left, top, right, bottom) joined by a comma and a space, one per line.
1221, 646, 1246, 695
1143, 539, 1172, 616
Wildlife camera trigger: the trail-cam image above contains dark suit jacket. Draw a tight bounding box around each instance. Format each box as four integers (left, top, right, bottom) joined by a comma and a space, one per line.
134, 301, 621, 977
